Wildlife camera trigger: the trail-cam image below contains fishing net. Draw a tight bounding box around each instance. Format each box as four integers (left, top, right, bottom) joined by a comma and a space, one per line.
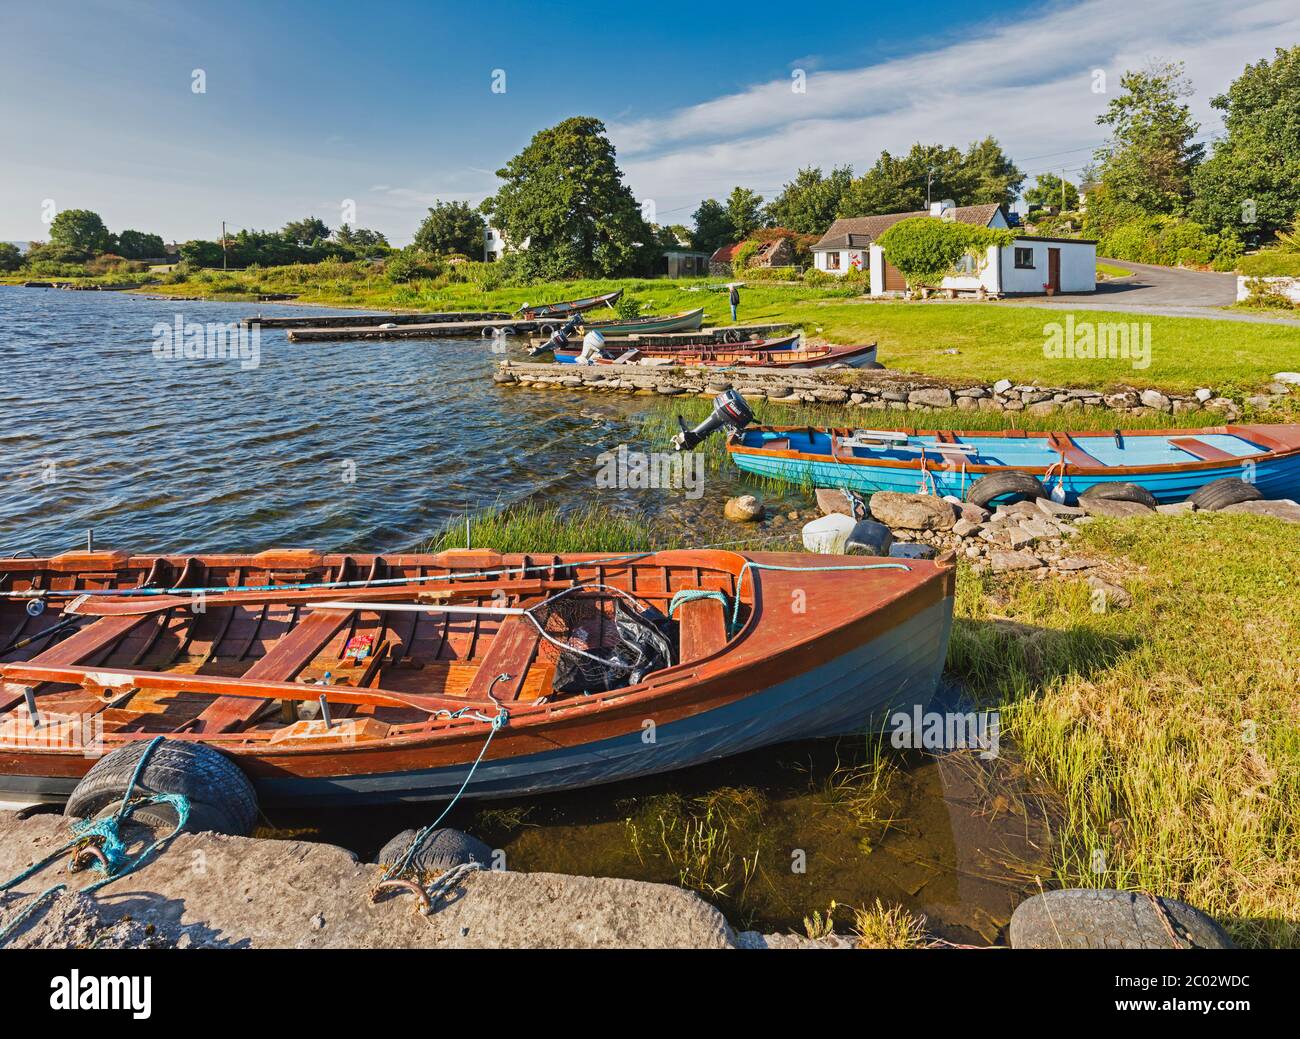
524, 585, 674, 695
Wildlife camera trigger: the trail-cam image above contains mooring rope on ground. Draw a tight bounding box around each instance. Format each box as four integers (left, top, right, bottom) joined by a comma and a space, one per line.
0, 736, 190, 947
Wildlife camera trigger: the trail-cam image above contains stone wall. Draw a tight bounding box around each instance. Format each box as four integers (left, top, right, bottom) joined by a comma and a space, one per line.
495, 361, 1297, 421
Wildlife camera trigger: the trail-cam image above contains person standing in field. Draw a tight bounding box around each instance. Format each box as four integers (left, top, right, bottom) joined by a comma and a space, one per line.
729, 283, 740, 323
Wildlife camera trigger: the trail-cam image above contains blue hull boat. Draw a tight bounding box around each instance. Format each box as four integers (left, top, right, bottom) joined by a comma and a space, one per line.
727, 424, 1300, 504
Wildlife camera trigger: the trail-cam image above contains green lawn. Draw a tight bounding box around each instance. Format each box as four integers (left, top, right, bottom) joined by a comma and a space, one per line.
1096, 261, 1133, 279
8, 263, 1298, 393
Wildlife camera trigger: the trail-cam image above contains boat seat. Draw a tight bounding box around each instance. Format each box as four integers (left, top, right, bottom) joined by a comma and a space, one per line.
764, 437, 792, 451
1169, 437, 1235, 462
677, 596, 729, 663
195, 609, 351, 733
1048, 432, 1103, 467
26, 614, 146, 667
464, 600, 546, 702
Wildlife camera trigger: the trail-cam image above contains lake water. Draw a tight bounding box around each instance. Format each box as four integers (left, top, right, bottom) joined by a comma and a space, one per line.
0, 286, 716, 555
0, 286, 1047, 942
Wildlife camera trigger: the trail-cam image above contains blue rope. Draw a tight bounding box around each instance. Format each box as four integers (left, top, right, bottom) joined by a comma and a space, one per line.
0, 736, 190, 946
382, 705, 509, 883
667, 589, 732, 623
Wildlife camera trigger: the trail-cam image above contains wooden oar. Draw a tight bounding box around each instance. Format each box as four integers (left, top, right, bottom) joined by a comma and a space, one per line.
66, 579, 559, 617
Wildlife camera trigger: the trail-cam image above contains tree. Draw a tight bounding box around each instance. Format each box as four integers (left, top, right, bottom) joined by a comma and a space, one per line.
115, 229, 166, 260
1192, 46, 1300, 239
281, 216, 331, 246
765, 166, 854, 234
1024, 173, 1081, 212
724, 187, 766, 240
0, 242, 22, 271
482, 116, 656, 278
49, 209, 112, 256
413, 200, 485, 256
690, 198, 731, 253
1092, 62, 1204, 227
875, 217, 1014, 292
956, 137, 1025, 209
839, 140, 1023, 217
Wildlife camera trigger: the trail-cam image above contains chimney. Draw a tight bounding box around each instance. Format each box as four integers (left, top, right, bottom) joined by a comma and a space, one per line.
930, 199, 957, 218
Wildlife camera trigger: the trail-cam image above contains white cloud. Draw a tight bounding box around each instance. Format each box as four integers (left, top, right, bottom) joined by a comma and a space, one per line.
612, 0, 1300, 218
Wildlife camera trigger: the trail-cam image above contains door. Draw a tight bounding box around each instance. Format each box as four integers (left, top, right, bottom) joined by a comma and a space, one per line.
1047, 248, 1061, 293
883, 260, 907, 292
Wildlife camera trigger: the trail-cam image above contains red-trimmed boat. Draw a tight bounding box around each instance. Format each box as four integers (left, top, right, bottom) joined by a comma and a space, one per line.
516, 290, 623, 320
0, 547, 953, 807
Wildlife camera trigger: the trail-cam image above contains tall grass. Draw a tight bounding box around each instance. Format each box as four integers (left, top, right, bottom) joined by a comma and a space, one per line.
421, 501, 679, 555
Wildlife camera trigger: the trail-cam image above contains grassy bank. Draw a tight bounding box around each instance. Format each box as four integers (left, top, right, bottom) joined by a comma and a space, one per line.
9, 258, 1296, 393
949, 513, 1300, 948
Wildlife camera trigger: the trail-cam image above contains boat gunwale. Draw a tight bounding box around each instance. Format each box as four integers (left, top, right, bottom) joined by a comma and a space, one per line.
727, 423, 1300, 477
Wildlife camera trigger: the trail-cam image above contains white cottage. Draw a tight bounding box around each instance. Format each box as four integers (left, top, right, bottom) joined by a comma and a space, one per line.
811, 201, 1096, 296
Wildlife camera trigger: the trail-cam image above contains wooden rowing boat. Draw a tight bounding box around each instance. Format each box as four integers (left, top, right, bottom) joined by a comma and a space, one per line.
553, 333, 801, 363
556, 340, 878, 369
0, 547, 953, 806
574, 307, 705, 336
727, 423, 1300, 503
516, 290, 623, 319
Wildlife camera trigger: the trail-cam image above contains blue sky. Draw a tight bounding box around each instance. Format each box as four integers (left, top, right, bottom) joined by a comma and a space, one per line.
3, 0, 1296, 244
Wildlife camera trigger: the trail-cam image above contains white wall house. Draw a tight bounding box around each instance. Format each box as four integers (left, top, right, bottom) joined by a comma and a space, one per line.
484, 226, 530, 262
812, 202, 1096, 296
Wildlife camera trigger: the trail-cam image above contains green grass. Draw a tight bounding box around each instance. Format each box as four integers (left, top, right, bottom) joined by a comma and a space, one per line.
1096, 261, 1134, 279
948, 513, 1300, 948
420, 501, 681, 555
1239, 251, 1300, 278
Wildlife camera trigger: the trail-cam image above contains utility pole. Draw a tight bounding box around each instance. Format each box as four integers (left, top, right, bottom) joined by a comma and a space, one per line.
1061, 169, 1067, 211
221, 220, 227, 271
926, 168, 935, 209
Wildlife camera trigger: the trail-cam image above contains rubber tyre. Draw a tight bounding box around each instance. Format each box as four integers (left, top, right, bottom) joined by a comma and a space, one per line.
1189, 477, 1263, 512
373, 827, 492, 872
1009, 888, 1233, 949
65, 739, 258, 836
967, 471, 1046, 508
1079, 482, 1159, 509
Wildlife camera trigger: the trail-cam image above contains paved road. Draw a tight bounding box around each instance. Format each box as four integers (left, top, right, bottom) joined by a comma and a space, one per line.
1003, 259, 1300, 327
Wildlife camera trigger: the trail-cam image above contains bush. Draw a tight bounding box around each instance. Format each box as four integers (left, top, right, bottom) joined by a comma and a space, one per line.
736, 265, 803, 283
1239, 278, 1295, 310
875, 217, 1014, 291
1098, 216, 1242, 271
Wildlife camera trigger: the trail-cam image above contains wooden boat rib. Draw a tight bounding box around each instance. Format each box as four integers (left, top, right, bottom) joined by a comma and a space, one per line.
516, 289, 623, 319
728, 423, 1300, 503
0, 548, 953, 806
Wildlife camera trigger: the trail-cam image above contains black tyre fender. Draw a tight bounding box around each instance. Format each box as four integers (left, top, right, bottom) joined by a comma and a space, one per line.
65, 739, 258, 836
1079, 482, 1159, 508
538, 323, 556, 337
1189, 477, 1263, 512
481, 326, 499, 338
966, 471, 1046, 508
373, 827, 492, 873
1010, 888, 1233, 949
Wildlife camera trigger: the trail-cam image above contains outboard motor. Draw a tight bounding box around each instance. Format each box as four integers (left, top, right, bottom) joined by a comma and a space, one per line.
672, 389, 755, 451
528, 313, 583, 356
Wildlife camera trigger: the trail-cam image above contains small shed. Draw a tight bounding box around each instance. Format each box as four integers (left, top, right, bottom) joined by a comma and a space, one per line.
660, 248, 712, 278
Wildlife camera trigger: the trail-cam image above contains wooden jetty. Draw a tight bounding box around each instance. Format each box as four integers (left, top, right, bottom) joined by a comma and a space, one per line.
241, 310, 510, 330
286, 317, 550, 341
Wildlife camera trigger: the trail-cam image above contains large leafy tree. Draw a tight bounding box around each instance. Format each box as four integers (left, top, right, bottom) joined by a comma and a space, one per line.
483, 116, 656, 277
281, 216, 331, 246
1192, 46, 1300, 239
956, 137, 1026, 209
724, 187, 766, 240
765, 166, 854, 234
115, 229, 166, 260
838, 141, 1023, 216
49, 209, 113, 256
1091, 62, 1204, 227
0, 242, 22, 271
690, 198, 731, 252
1024, 173, 1080, 212
413, 200, 485, 256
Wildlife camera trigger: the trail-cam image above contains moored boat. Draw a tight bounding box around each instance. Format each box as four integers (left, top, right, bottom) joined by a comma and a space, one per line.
549, 307, 705, 337
516, 289, 623, 319
0, 547, 953, 806
554, 339, 877, 369
726, 423, 1300, 503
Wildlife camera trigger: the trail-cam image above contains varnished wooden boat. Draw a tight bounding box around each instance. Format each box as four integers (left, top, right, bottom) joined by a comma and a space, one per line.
556, 340, 878, 369
0, 547, 953, 806
728, 423, 1300, 503
516, 290, 623, 319
575, 307, 705, 336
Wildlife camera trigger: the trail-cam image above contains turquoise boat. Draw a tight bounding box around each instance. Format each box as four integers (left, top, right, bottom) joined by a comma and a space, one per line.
727, 424, 1300, 504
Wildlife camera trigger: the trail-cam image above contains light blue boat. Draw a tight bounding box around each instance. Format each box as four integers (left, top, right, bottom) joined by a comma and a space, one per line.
727, 424, 1300, 504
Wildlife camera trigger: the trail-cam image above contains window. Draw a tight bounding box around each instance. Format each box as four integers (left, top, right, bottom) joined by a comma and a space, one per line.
1014, 247, 1035, 269
827, 251, 841, 270
953, 252, 976, 274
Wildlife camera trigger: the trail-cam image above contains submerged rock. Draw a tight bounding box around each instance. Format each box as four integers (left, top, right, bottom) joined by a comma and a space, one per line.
724, 495, 764, 523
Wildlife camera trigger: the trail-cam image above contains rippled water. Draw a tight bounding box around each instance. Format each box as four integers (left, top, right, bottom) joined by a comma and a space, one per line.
0, 287, 688, 555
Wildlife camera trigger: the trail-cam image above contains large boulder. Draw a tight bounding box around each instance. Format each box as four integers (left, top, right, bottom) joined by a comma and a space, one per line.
1219, 499, 1300, 523
815, 487, 866, 519
723, 495, 764, 523
1079, 497, 1154, 518
868, 492, 956, 531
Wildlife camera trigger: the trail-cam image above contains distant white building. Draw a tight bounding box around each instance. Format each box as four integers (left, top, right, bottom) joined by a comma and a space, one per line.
483, 226, 530, 262
811, 201, 1096, 296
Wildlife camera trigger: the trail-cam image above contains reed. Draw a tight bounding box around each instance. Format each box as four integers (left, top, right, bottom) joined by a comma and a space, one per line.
948, 514, 1300, 948
420, 501, 680, 555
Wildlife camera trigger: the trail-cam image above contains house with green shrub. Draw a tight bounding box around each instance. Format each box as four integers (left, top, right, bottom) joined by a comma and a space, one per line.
812, 201, 1097, 297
